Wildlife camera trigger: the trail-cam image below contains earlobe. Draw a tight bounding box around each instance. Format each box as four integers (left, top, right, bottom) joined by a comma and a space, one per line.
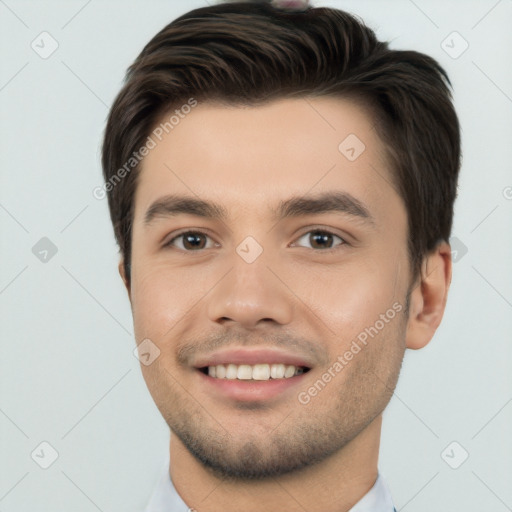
405, 241, 452, 350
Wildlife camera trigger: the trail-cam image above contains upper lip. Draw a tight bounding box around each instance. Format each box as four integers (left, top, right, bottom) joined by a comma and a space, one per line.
193, 348, 313, 369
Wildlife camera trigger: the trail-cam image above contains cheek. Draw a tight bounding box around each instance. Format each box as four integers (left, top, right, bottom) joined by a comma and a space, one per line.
130, 262, 190, 340
129, 259, 222, 341
292, 256, 404, 345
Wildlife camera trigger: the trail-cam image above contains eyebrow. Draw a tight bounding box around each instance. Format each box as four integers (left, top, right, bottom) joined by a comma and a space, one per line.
143, 191, 375, 227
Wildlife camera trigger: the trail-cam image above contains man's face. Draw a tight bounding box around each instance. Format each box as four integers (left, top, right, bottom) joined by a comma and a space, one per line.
127, 97, 412, 479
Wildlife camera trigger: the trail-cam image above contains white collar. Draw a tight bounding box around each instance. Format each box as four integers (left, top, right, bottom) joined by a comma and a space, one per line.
144, 458, 396, 512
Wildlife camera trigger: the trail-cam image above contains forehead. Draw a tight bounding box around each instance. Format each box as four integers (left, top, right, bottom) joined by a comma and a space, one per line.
133, 97, 399, 223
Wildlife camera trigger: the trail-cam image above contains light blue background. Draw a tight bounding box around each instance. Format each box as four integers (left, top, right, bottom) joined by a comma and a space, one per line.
1, 0, 511, 510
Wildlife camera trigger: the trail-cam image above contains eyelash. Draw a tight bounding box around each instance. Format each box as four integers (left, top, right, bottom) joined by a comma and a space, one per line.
163, 228, 347, 253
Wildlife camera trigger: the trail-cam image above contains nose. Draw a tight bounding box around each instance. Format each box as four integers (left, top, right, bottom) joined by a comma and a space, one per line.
206, 248, 294, 330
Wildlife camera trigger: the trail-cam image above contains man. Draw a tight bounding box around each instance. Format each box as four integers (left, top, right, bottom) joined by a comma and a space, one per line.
101, 1, 460, 510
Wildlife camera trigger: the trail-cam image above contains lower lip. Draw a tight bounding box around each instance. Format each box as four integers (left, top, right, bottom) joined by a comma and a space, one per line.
197, 369, 308, 402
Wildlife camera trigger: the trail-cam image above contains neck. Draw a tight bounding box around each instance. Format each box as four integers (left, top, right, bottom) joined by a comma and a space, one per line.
169, 414, 382, 512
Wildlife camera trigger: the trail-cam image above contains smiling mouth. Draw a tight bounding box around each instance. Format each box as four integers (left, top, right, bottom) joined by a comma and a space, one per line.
199, 363, 311, 380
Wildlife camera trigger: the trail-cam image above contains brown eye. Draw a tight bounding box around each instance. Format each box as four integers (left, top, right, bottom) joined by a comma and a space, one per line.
165, 231, 214, 251
294, 230, 345, 251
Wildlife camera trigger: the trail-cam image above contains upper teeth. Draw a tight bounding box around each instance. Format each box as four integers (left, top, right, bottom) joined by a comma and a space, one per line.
207, 363, 304, 380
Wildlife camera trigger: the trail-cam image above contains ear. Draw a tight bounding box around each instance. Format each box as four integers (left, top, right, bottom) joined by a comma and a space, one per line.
118, 259, 131, 299
405, 241, 452, 350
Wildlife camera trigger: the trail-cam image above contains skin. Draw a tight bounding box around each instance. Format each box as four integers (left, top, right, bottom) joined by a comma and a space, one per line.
119, 97, 452, 512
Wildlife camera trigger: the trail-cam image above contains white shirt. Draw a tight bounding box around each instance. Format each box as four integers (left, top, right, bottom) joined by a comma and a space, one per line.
144, 457, 396, 512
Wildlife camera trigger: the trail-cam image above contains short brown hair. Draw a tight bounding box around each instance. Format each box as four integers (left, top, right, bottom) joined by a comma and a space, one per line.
101, 1, 461, 285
